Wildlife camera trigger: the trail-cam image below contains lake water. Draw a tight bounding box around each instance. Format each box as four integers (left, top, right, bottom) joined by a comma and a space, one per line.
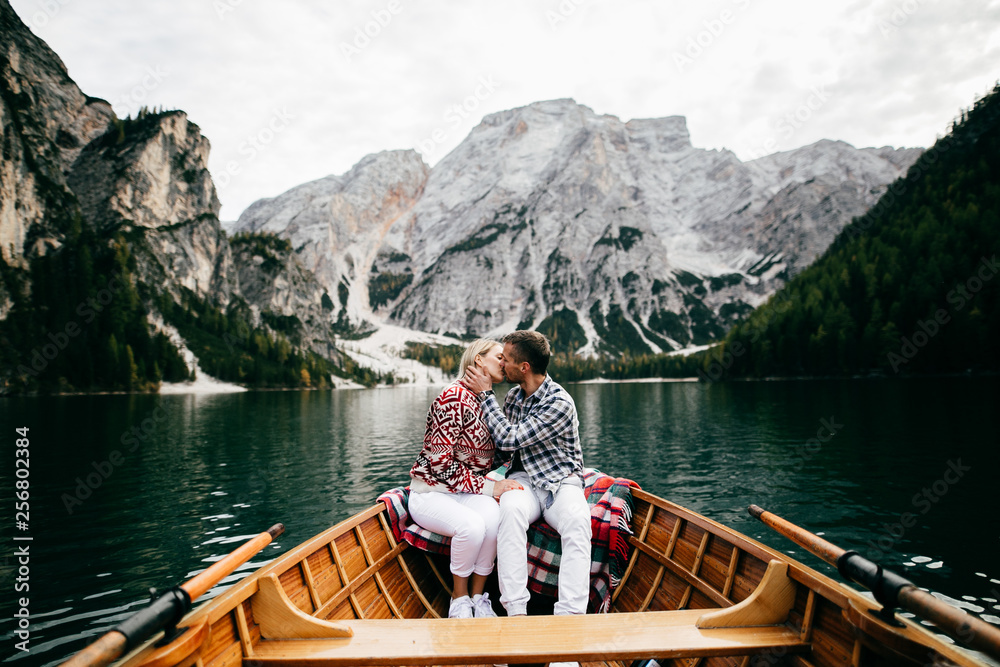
1, 377, 999, 665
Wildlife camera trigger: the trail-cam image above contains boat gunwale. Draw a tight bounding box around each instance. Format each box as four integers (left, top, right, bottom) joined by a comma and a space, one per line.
180, 503, 386, 626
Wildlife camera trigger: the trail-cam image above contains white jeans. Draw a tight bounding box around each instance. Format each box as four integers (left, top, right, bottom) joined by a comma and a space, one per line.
497, 471, 592, 616
408, 490, 500, 578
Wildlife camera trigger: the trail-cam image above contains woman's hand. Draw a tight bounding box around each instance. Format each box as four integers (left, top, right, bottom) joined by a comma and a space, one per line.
492, 478, 525, 498
464, 365, 492, 394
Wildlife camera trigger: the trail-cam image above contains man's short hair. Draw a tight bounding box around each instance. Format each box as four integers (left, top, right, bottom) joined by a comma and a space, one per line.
502, 330, 551, 375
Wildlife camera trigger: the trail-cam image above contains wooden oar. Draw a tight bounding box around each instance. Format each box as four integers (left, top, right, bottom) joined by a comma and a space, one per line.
60, 523, 284, 667
748, 504, 1000, 662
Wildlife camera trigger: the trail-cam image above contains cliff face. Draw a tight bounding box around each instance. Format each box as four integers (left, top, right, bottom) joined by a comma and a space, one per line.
229, 233, 339, 358
234, 99, 922, 353
0, 0, 342, 387
0, 0, 113, 264
728, 141, 926, 278
235, 150, 430, 335
66, 111, 236, 305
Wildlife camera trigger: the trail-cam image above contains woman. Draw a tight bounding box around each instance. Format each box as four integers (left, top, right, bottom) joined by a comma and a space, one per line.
408, 338, 522, 618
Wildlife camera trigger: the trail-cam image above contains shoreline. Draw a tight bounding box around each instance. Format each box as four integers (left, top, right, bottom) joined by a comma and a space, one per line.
571, 376, 699, 384
3, 369, 996, 398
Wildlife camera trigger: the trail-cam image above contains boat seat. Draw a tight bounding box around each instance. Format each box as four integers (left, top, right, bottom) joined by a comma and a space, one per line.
245, 610, 808, 665
245, 560, 807, 665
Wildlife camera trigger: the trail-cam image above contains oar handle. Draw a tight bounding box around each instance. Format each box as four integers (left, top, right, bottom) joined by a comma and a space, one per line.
59, 632, 127, 667
182, 523, 284, 599
60, 523, 284, 667
748, 504, 847, 564
749, 505, 1000, 662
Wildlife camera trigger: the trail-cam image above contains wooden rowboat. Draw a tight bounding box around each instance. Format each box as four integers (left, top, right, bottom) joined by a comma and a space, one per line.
83, 489, 995, 667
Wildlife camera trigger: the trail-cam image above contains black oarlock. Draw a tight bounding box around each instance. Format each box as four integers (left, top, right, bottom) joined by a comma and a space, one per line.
836, 550, 913, 626
112, 586, 192, 651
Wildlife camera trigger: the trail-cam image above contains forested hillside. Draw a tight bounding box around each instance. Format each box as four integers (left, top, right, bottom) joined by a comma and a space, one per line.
708, 84, 1000, 378
0, 220, 192, 392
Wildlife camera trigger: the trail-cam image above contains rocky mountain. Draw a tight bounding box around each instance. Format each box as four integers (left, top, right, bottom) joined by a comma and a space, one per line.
0, 0, 113, 269
0, 1, 343, 391
234, 99, 922, 355
66, 110, 237, 303
236, 150, 429, 336
2, 0, 926, 391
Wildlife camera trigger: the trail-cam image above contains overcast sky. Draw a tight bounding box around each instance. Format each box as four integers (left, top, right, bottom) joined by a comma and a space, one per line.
10, 0, 1000, 219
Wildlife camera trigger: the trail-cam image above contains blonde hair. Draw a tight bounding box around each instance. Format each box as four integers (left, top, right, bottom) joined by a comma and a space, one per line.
459, 338, 500, 379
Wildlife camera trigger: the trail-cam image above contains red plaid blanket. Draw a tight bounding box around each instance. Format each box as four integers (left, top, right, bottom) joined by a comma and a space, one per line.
377, 469, 638, 613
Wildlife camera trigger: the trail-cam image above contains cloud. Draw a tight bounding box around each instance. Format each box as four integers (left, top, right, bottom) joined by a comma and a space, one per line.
9, 0, 1000, 219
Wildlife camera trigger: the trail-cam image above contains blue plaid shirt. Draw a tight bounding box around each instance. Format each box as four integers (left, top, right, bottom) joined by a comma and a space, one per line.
480, 375, 584, 496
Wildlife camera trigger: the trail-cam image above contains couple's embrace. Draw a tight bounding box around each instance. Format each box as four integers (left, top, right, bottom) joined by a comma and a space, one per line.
407, 330, 592, 625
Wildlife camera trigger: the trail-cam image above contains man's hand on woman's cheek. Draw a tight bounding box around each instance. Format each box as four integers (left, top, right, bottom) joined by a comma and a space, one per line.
463, 365, 492, 393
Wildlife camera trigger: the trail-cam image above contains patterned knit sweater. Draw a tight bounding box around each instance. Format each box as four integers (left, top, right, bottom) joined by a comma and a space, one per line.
409, 381, 496, 496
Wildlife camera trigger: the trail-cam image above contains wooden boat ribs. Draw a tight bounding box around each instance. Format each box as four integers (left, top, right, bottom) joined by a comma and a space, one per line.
114, 490, 988, 667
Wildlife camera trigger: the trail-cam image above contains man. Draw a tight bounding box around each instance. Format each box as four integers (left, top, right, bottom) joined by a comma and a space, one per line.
464, 330, 591, 625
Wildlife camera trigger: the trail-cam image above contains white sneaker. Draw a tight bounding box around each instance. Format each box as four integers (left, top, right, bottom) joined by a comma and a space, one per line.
472, 593, 498, 618
448, 595, 474, 618
548, 663, 579, 667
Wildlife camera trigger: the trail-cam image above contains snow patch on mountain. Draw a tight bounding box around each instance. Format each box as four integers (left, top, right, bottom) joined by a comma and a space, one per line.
149, 315, 248, 394
339, 325, 458, 386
